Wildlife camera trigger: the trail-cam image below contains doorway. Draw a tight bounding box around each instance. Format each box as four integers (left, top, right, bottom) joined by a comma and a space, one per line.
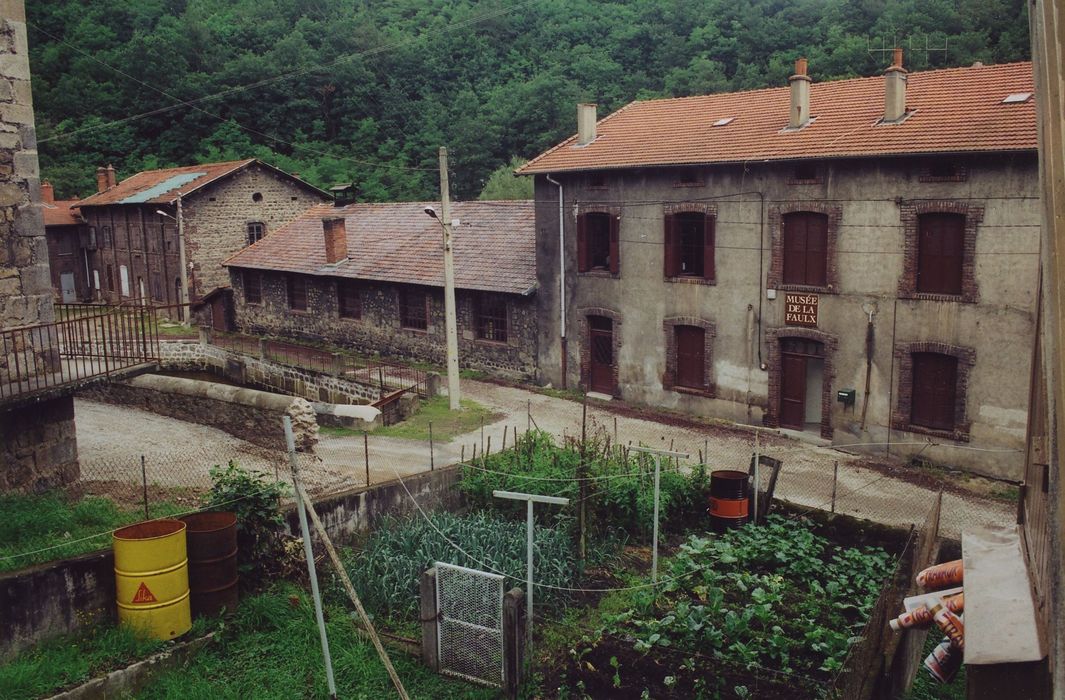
60, 272, 76, 303
588, 315, 615, 394
779, 337, 825, 431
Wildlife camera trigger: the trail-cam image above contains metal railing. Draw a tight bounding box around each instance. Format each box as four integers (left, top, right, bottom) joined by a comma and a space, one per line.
1, 304, 161, 402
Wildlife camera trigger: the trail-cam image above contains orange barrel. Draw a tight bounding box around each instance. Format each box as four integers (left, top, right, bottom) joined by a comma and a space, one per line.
113, 519, 192, 640
709, 470, 750, 532
180, 511, 239, 618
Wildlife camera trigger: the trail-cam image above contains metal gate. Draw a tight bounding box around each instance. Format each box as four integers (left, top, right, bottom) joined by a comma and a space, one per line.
435, 562, 504, 686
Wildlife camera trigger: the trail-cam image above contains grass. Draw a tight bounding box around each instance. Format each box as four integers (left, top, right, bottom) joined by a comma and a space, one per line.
137, 582, 495, 700
372, 396, 501, 442
0, 492, 184, 573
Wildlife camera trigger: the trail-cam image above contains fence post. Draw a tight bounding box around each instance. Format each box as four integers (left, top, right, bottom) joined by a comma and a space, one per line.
429, 421, 434, 472
364, 432, 370, 486
140, 455, 149, 520
503, 587, 526, 699
831, 461, 839, 514
420, 567, 440, 671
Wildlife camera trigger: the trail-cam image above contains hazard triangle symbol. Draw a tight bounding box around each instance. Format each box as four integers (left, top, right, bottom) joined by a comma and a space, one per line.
131, 582, 157, 604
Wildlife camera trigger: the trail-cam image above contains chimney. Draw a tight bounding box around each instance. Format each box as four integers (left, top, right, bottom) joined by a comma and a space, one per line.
41, 181, 54, 204
883, 47, 908, 122
105, 164, 117, 189
96, 167, 109, 193
788, 58, 811, 129
323, 217, 348, 263
577, 103, 597, 146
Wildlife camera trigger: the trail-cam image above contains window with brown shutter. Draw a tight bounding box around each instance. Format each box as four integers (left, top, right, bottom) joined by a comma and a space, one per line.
475, 294, 508, 343
400, 287, 428, 330
244, 271, 262, 304
664, 212, 715, 281
287, 274, 307, 311
782, 212, 828, 287
577, 212, 617, 273
337, 280, 360, 319
675, 325, 706, 389
916, 213, 964, 295
910, 352, 958, 431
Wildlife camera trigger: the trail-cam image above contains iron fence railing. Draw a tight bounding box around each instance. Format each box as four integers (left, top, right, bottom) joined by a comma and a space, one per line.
1, 303, 161, 402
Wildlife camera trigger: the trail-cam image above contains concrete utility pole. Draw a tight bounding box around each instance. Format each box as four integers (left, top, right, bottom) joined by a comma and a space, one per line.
176, 194, 191, 324
438, 147, 461, 410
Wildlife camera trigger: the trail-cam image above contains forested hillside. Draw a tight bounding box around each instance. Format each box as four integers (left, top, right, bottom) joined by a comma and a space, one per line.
28, 0, 1030, 201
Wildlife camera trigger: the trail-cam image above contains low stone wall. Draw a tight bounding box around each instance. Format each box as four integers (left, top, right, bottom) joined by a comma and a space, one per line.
82, 374, 318, 452
0, 466, 463, 660
161, 339, 381, 405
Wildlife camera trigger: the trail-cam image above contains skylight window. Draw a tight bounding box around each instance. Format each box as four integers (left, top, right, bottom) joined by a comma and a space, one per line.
1002, 92, 1032, 104
712, 117, 735, 127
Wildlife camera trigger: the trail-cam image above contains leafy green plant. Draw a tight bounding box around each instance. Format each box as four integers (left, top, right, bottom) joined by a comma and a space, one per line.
203, 461, 289, 581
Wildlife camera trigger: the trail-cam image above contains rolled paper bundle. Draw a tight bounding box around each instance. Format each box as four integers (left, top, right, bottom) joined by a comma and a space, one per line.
889, 593, 964, 631
923, 636, 963, 684
930, 602, 965, 651
917, 560, 964, 590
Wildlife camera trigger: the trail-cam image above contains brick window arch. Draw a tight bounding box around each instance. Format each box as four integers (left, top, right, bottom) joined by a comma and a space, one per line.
892, 341, 976, 441
764, 326, 839, 439
898, 200, 983, 303
663, 316, 716, 396
767, 202, 842, 293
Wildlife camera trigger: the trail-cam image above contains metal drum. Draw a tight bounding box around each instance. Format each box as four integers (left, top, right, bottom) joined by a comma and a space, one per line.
113, 519, 192, 640
709, 470, 751, 532
180, 511, 239, 618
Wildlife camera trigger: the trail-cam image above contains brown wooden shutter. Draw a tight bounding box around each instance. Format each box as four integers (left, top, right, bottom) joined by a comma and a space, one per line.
576, 214, 588, 273
663, 214, 677, 277
806, 214, 828, 287
609, 214, 620, 275
703, 213, 716, 282
917, 214, 964, 294
782, 214, 804, 285
675, 326, 706, 389
911, 353, 958, 431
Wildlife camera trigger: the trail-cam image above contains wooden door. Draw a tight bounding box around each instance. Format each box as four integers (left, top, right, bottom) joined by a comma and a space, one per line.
780, 353, 807, 429
589, 316, 615, 394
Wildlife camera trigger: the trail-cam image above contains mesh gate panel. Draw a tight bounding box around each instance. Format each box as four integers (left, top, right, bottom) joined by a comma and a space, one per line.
435, 562, 505, 686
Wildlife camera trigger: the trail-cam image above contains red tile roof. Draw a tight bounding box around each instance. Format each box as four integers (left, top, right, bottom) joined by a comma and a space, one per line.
518, 62, 1036, 174
75, 159, 326, 207
42, 200, 83, 227
224, 201, 536, 296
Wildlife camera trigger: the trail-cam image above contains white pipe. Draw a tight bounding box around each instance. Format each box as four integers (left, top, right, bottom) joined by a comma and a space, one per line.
545, 175, 565, 341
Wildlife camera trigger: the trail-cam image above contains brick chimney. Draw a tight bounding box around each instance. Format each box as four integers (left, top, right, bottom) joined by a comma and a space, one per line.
883, 47, 908, 122
96, 167, 108, 193
788, 58, 811, 129
577, 103, 597, 146
40, 180, 54, 203
323, 217, 348, 263
105, 164, 117, 189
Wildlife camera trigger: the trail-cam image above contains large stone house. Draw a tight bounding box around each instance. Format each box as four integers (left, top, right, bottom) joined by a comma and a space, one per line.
74, 159, 328, 307
224, 199, 538, 378
519, 54, 1039, 478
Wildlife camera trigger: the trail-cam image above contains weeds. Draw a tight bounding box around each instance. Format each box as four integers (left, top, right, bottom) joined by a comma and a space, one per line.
374, 395, 501, 442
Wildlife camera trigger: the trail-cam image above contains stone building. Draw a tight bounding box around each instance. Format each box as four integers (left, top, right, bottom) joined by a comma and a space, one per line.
74, 158, 328, 307
519, 55, 1039, 478
0, 1, 79, 490
224, 200, 538, 378
41, 181, 90, 302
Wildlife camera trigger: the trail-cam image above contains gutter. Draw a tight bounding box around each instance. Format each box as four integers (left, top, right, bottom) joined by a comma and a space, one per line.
545, 174, 567, 388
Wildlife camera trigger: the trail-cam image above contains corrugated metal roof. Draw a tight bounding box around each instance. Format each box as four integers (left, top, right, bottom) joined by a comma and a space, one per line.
119, 172, 205, 203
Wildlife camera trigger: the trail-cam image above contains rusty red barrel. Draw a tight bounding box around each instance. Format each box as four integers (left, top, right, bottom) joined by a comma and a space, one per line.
180, 512, 238, 618
709, 470, 750, 532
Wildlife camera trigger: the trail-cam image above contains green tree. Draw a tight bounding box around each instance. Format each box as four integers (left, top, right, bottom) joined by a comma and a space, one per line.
478, 157, 533, 201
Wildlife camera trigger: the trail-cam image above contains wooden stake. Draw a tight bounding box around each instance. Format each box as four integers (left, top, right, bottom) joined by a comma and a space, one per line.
364, 432, 370, 486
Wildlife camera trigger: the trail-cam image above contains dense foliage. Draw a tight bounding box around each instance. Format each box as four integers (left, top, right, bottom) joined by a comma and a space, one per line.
461, 430, 711, 536
204, 460, 289, 581
29, 0, 1029, 201
573, 515, 893, 698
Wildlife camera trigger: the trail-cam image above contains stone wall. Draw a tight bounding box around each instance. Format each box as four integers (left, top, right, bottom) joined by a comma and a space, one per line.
82, 374, 318, 452
0, 1, 79, 489
230, 270, 539, 379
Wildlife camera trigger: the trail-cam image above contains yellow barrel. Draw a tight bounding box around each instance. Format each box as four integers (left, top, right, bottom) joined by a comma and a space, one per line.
113, 519, 192, 640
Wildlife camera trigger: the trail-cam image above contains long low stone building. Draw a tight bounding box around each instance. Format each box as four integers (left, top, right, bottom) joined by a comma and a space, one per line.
223, 198, 538, 378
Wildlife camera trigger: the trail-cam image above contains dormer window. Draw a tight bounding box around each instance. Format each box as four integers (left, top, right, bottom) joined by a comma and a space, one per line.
789, 162, 821, 184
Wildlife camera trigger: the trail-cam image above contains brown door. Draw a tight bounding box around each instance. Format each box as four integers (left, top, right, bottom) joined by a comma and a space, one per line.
211, 298, 226, 332
588, 316, 615, 394
780, 353, 807, 429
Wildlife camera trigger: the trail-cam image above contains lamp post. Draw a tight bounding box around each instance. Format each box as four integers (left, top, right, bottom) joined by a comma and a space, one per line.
155, 199, 190, 325
425, 146, 461, 410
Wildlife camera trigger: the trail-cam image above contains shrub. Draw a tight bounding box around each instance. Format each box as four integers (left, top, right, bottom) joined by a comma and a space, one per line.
203, 461, 289, 582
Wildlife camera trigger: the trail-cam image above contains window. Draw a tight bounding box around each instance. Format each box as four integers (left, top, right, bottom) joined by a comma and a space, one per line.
916, 213, 965, 295
287, 274, 307, 311
674, 325, 706, 390
791, 162, 819, 182
244, 271, 262, 304
577, 212, 618, 274
101, 226, 112, 247
247, 222, 265, 245
475, 294, 508, 343
252, 192, 263, 203
106, 265, 114, 292
910, 353, 958, 432
400, 288, 428, 330
587, 173, 607, 188
675, 168, 702, 186
782, 212, 828, 287
664, 211, 714, 281
93, 269, 100, 291
337, 280, 361, 319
